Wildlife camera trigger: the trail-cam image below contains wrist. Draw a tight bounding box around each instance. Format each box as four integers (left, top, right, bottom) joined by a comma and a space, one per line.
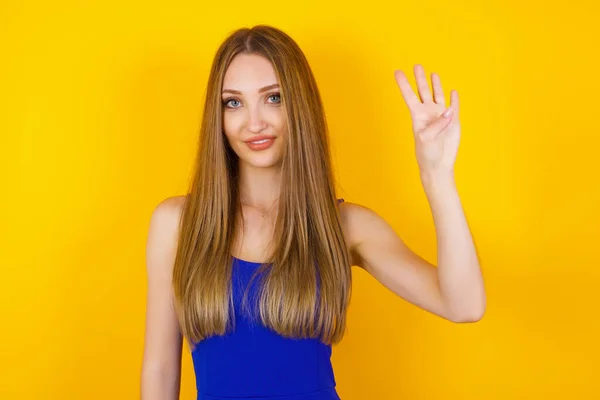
420, 169, 456, 191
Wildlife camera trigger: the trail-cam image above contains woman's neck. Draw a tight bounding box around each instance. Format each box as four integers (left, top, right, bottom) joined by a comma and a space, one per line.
237, 162, 282, 211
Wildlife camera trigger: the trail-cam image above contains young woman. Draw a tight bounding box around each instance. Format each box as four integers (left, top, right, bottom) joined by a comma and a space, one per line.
141, 25, 485, 400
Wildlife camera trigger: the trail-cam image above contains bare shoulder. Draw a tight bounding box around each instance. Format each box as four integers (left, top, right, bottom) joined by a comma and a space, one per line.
338, 201, 383, 237
150, 195, 187, 228
338, 201, 386, 267
146, 195, 188, 268
153, 195, 187, 217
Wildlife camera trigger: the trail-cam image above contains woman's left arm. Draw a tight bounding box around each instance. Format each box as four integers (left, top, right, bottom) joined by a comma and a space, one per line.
346, 65, 486, 323
345, 187, 485, 324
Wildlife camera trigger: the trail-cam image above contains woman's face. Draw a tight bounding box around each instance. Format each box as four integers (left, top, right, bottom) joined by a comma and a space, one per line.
221, 53, 287, 168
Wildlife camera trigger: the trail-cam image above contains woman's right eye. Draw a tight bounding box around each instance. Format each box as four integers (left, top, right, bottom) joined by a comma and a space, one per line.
223, 99, 240, 108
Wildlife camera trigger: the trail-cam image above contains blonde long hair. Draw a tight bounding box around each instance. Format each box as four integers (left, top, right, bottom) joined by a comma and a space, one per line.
172, 25, 352, 348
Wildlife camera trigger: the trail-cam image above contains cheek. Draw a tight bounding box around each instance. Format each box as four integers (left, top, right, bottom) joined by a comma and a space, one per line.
271, 111, 287, 136
222, 114, 235, 135
222, 115, 242, 143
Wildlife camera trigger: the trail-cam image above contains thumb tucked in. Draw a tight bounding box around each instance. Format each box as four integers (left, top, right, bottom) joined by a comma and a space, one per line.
419, 107, 454, 141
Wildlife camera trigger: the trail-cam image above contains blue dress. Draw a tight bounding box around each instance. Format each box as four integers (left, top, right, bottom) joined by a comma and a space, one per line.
191, 200, 345, 400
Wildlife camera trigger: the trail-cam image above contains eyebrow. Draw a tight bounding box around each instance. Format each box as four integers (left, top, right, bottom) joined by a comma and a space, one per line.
222, 83, 280, 95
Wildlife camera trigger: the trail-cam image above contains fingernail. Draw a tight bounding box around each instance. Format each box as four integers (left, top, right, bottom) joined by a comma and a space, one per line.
443, 107, 453, 118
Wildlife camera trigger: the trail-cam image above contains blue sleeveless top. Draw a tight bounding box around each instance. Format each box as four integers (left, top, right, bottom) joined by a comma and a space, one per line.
191, 199, 345, 400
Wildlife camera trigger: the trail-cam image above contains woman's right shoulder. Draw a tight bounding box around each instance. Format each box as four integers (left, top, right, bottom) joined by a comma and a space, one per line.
151, 195, 188, 224
152, 195, 187, 220
146, 195, 187, 258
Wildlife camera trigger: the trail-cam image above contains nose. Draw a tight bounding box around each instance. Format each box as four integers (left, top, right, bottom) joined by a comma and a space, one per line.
246, 103, 268, 133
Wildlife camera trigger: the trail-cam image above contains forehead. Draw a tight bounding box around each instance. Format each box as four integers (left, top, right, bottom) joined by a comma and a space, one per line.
222, 53, 278, 92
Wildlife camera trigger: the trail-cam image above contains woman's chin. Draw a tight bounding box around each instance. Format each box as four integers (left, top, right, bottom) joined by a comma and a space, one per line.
239, 153, 283, 169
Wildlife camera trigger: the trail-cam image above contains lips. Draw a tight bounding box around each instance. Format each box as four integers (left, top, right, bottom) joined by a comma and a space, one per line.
245, 135, 276, 151
244, 135, 276, 144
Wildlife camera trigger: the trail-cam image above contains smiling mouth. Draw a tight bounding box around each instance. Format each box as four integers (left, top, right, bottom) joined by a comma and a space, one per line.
245, 137, 276, 151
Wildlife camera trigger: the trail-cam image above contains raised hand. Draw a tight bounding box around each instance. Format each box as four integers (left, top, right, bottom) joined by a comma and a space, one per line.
394, 65, 461, 179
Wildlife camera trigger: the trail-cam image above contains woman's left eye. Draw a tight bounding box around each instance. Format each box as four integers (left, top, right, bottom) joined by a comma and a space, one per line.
268, 93, 281, 103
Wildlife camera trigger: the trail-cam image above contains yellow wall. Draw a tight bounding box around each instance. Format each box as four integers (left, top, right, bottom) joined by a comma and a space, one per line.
2, 1, 598, 398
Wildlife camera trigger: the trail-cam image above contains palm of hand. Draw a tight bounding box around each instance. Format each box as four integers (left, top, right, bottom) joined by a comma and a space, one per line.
394, 65, 461, 174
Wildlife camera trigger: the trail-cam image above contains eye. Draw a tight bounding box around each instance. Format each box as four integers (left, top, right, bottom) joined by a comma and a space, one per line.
223, 98, 240, 108
267, 93, 281, 103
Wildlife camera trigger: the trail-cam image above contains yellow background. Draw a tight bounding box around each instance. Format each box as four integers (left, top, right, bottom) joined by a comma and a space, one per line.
2, 1, 599, 398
